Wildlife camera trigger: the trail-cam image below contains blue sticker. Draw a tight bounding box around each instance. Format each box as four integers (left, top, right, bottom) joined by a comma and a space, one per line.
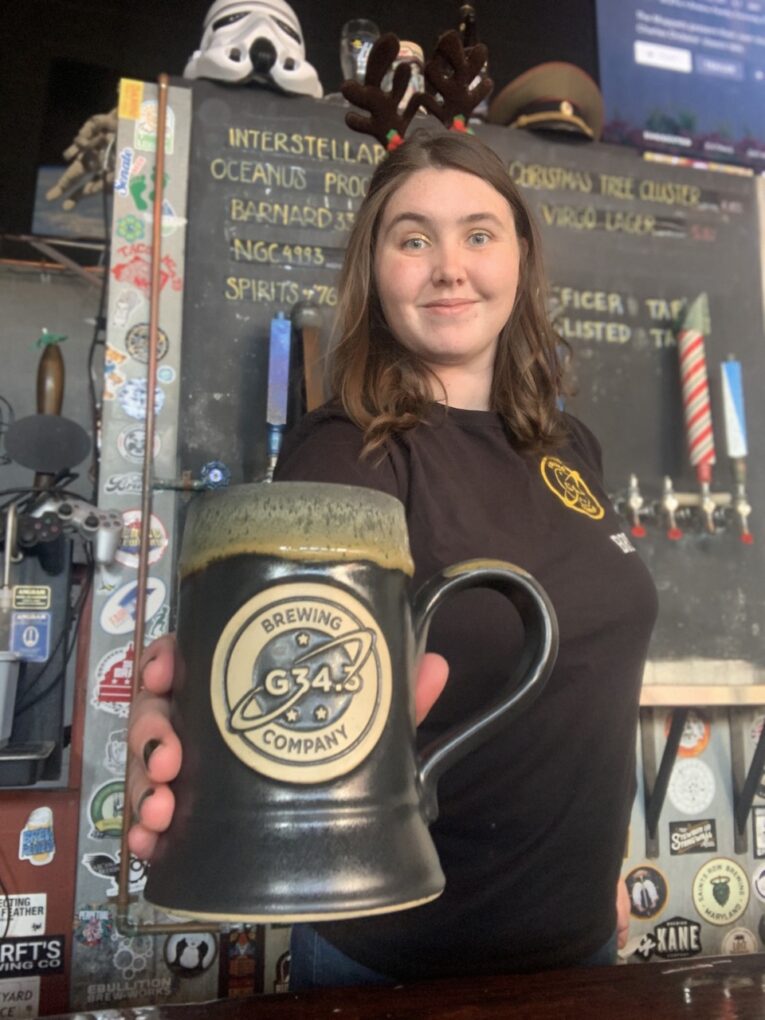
10, 612, 52, 662
117, 379, 165, 420
20, 826, 55, 859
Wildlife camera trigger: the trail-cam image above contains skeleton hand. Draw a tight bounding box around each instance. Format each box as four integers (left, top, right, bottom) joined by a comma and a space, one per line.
45, 108, 118, 210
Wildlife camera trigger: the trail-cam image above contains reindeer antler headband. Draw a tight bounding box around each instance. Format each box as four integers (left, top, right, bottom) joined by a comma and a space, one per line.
341, 30, 493, 152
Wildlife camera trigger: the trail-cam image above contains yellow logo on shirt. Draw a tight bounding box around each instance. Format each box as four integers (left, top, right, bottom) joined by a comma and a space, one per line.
540, 456, 605, 520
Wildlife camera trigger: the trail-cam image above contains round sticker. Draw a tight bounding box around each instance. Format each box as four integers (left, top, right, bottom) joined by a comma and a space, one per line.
752, 863, 765, 903
125, 322, 168, 363
625, 865, 668, 919
100, 578, 167, 635
664, 709, 710, 757
115, 510, 168, 568
117, 424, 161, 464
163, 933, 218, 977
692, 858, 750, 926
117, 379, 165, 420
211, 582, 392, 784
88, 780, 125, 839
667, 758, 716, 816
721, 927, 758, 955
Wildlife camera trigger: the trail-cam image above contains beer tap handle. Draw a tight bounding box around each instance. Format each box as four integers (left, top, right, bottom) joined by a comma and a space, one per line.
627, 474, 646, 538
1, 503, 20, 616
730, 456, 753, 544
662, 476, 683, 541
34, 330, 67, 491
292, 300, 325, 413
733, 474, 753, 544
678, 294, 716, 532
698, 468, 716, 535
264, 312, 292, 483
721, 358, 753, 544
36, 330, 66, 416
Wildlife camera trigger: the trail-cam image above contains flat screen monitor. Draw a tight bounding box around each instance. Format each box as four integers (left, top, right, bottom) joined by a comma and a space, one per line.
595, 0, 765, 171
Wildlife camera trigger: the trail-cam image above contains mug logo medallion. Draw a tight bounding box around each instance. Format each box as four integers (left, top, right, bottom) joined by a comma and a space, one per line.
540, 456, 604, 519
211, 582, 392, 783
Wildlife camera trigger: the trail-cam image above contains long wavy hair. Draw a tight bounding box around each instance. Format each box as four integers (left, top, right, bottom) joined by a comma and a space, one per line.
330, 128, 569, 456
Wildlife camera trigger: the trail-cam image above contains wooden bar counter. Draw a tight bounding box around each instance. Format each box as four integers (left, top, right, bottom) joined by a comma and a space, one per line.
50, 955, 765, 1019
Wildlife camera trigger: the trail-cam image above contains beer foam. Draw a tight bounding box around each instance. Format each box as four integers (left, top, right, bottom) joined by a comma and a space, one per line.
180, 482, 414, 577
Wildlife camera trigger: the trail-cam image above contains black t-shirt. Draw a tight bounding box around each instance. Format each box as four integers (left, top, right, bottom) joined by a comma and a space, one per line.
274, 404, 658, 979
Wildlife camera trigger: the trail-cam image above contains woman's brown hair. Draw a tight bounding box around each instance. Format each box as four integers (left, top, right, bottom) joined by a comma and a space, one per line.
330, 128, 569, 455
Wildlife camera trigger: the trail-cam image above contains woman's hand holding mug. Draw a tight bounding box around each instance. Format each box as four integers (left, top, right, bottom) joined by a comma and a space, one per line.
127, 634, 449, 861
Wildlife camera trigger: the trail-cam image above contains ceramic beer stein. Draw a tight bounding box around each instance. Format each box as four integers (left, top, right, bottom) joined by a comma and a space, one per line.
144, 482, 558, 922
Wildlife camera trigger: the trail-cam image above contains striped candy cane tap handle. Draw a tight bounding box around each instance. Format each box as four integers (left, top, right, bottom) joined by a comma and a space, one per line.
678, 294, 715, 485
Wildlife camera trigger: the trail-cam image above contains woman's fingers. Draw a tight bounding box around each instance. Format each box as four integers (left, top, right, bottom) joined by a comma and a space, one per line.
127, 769, 176, 857
415, 652, 449, 724
128, 781, 176, 832
127, 690, 182, 786
126, 634, 182, 858
139, 784, 175, 829
139, 633, 177, 696
128, 823, 160, 861
127, 762, 175, 859
127, 633, 181, 787
128, 734, 179, 860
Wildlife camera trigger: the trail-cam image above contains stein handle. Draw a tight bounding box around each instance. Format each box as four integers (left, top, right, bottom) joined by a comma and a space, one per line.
414, 558, 558, 823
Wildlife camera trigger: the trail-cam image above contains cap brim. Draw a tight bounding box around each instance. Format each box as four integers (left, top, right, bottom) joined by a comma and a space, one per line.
487, 61, 604, 140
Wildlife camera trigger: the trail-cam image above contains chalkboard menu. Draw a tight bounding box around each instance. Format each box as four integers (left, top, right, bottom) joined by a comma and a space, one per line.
179, 79, 765, 675
180, 82, 381, 482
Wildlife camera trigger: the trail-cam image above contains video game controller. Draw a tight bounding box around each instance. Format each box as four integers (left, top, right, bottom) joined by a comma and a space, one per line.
15, 510, 67, 575
31, 497, 123, 566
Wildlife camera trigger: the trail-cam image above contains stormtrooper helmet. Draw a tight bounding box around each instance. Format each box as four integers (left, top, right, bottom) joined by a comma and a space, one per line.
184, 0, 323, 98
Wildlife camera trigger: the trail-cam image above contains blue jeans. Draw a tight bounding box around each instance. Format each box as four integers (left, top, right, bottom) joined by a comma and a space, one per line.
578, 929, 618, 967
289, 924, 396, 990
288, 925, 618, 990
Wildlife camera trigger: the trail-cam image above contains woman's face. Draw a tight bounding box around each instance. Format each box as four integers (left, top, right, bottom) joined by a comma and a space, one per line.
373, 167, 521, 377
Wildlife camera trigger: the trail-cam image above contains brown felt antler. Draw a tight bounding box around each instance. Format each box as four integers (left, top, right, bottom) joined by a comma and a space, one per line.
419, 30, 493, 130
341, 33, 423, 151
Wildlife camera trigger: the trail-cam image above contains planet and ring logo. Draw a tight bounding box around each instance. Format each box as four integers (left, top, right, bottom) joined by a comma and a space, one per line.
540, 456, 604, 519
211, 582, 392, 783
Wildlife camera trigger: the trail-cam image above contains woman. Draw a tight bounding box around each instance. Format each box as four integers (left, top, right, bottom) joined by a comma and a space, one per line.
128, 129, 657, 987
